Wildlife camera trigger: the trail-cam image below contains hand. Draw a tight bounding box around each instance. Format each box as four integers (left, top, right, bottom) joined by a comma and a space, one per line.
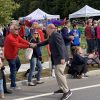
88, 54, 95, 58
69, 36, 74, 40
61, 59, 65, 65
39, 56, 42, 61
29, 43, 37, 48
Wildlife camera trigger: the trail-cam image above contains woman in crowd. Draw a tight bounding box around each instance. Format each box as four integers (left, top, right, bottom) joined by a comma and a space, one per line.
68, 47, 88, 79
28, 31, 44, 86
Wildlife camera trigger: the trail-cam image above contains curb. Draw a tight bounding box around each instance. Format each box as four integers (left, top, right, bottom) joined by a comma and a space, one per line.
6, 70, 100, 87
6, 76, 52, 86
86, 70, 100, 76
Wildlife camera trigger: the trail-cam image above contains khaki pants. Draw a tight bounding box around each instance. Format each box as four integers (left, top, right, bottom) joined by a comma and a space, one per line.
55, 63, 69, 93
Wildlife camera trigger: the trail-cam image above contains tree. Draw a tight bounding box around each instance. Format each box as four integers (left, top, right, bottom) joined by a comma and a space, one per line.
13, 0, 100, 19
0, 0, 19, 24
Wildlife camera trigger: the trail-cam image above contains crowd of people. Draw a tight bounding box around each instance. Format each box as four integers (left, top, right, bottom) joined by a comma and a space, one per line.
0, 18, 99, 100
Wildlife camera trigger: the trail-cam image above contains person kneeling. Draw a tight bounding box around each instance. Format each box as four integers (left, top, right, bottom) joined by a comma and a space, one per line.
68, 47, 88, 79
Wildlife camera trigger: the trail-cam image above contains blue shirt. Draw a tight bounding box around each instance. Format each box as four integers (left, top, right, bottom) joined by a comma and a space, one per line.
69, 29, 81, 46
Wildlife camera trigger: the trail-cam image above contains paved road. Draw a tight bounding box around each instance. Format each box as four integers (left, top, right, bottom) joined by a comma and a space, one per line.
4, 76, 100, 100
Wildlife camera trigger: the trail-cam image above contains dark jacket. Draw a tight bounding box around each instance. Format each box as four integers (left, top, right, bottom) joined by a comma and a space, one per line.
30, 38, 42, 59
71, 53, 86, 65
61, 27, 71, 46
37, 31, 69, 65
68, 53, 87, 75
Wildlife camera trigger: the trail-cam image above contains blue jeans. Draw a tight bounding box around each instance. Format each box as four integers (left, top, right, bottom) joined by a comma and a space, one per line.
0, 80, 3, 93
28, 57, 42, 82
7, 56, 21, 87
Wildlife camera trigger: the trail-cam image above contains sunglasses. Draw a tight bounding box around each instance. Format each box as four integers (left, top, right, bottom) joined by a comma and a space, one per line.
14, 28, 20, 31
34, 33, 38, 34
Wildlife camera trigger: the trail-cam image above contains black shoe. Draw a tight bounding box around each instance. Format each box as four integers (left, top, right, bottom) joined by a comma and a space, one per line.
4, 90, 12, 94
61, 90, 72, 100
54, 89, 63, 93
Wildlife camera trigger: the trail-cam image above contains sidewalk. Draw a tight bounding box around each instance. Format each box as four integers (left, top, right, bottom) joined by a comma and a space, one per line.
4, 61, 100, 76
5, 61, 50, 74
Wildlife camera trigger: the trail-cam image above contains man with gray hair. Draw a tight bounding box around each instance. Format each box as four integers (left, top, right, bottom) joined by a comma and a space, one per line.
4, 21, 33, 90
33, 24, 72, 100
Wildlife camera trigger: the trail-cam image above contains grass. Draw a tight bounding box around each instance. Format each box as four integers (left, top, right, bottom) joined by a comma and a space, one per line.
6, 68, 51, 82
17, 34, 87, 64
5, 64, 100, 83
19, 46, 49, 64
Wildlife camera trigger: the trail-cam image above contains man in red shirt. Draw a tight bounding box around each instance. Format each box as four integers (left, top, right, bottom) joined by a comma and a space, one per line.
4, 22, 33, 89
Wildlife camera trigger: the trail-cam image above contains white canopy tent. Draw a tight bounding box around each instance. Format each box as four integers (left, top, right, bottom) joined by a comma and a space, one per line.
24, 8, 60, 20
69, 5, 100, 19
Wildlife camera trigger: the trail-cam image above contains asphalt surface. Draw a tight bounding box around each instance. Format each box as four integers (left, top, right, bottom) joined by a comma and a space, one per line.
4, 75, 100, 100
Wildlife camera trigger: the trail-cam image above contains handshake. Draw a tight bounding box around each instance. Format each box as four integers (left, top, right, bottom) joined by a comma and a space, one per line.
29, 43, 37, 48
69, 36, 74, 40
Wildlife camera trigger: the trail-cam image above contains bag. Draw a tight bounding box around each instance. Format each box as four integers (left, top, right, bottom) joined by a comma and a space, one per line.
25, 48, 33, 60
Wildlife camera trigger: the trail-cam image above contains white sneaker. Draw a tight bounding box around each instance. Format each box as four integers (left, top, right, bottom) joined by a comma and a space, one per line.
0, 93, 5, 99
28, 82, 36, 86
82, 74, 88, 79
52, 69, 55, 78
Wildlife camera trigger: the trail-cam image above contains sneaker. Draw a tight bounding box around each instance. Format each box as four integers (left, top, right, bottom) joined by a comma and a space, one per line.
82, 74, 88, 79
36, 81, 44, 84
0, 93, 5, 99
83, 74, 88, 77
54, 89, 63, 93
61, 90, 72, 100
51, 69, 55, 78
28, 82, 36, 86
76, 75, 82, 79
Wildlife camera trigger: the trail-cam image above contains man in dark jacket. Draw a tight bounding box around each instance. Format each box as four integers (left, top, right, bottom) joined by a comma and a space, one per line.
61, 21, 71, 45
61, 21, 72, 58
34, 24, 72, 100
